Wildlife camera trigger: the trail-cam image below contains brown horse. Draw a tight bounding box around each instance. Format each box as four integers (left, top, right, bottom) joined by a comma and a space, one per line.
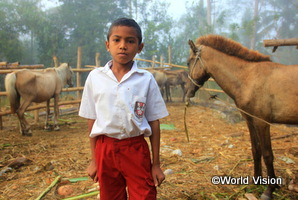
187, 34, 298, 200
164, 70, 189, 102
147, 69, 188, 102
5, 63, 74, 136
146, 68, 168, 98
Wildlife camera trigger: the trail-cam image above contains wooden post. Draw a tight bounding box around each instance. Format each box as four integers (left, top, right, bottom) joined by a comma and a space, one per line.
152, 56, 156, 68
77, 47, 82, 99
53, 56, 58, 67
0, 97, 2, 129
95, 53, 100, 67
160, 56, 164, 68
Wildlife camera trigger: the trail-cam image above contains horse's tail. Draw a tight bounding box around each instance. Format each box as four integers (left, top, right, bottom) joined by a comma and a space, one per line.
5, 72, 20, 113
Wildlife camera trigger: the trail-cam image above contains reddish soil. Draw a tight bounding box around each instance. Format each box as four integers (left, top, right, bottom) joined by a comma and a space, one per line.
1, 102, 298, 199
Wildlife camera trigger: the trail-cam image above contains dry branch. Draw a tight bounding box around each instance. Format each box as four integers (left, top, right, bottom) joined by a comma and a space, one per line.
272, 132, 298, 140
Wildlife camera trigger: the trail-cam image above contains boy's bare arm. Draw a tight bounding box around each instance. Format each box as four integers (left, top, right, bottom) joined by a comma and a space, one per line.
149, 120, 165, 186
87, 119, 98, 182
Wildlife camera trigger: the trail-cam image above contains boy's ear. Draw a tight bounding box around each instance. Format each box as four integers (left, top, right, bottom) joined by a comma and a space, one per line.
105, 40, 110, 51
138, 43, 144, 53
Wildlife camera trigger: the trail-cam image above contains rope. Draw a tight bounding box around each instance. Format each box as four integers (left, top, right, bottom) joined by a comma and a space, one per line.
213, 95, 273, 126
204, 89, 296, 136
184, 103, 190, 142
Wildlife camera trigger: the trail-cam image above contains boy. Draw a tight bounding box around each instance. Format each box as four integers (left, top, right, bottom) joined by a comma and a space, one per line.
79, 18, 168, 200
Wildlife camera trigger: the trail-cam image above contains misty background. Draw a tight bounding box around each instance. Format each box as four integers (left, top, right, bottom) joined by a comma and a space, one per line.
1, 0, 298, 68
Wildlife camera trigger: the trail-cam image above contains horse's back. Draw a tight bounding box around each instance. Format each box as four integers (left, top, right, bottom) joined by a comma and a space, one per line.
15, 69, 59, 103
147, 69, 167, 85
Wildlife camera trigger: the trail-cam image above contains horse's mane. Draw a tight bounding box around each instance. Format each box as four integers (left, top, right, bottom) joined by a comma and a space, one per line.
196, 35, 271, 62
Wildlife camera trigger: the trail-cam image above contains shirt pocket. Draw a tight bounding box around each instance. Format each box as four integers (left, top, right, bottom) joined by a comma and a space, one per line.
132, 96, 147, 121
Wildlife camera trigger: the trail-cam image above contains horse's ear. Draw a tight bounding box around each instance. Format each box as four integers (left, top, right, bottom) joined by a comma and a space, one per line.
188, 40, 198, 54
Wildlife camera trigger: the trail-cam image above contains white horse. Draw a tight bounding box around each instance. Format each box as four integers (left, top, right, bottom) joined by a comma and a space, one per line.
5, 63, 74, 136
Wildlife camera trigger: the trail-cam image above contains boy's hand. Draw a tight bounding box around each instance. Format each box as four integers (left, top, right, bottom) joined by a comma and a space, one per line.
87, 160, 98, 182
151, 164, 165, 186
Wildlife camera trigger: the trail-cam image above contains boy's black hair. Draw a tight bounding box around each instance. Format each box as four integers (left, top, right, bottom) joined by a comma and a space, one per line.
107, 18, 142, 44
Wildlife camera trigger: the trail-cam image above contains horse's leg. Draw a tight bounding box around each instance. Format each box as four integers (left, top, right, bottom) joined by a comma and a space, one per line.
167, 85, 172, 102
44, 100, 51, 130
53, 95, 60, 131
245, 117, 262, 177
165, 84, 170, 102
16, 100, 32, 136
160, 85, 164, 99
256, 122, 277, 200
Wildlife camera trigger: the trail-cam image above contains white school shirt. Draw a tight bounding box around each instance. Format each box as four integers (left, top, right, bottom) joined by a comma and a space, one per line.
79, 61, 169, 139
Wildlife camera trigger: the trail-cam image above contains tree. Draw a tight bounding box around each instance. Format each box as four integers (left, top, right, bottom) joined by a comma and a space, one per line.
0, 0, 25, 62
140, 0, 173, 61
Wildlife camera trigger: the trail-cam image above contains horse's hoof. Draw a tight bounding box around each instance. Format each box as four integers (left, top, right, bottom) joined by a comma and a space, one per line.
54, 127, 60, 131
44, 126, 51, 131
260, 193, 271, 200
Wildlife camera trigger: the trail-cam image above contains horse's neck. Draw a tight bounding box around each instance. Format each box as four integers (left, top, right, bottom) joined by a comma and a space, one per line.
203, 48, 250, 98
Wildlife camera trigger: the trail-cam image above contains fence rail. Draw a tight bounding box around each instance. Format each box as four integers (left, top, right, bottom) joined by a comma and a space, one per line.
0, 47, 226, 129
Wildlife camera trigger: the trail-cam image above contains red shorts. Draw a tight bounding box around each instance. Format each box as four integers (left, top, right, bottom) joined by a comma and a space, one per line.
95, 135, 157, 200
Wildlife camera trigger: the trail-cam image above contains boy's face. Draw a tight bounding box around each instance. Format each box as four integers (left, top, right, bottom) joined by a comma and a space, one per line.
106, 26, 144, 66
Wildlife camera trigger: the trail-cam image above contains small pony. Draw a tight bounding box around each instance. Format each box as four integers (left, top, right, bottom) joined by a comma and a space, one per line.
5, 63, 74, 136
187, 34, 298, 200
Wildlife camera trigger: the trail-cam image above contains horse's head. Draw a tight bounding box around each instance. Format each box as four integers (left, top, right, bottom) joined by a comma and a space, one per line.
186, 40, 210, 102
187, 40, 210, 85
58, 63, 74, 87
66, 63, 74, 87
184, 78, 200, 103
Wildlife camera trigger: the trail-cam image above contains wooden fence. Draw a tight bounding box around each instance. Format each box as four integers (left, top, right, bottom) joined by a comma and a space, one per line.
0, 48, 226, 130
0, 47, 92, 129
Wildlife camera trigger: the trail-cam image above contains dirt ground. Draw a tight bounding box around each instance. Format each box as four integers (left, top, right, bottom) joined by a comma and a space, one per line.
1, 101, 298, 200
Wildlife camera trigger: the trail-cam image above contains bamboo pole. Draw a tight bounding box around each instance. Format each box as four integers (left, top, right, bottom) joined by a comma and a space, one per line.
151, 56, 156, 68
35, 175, 61, 200
0, 65, 44, 72
160, 55, 164, 68
9, 62, 20, 66
61, 191, 99, 200
0, 87, 84, 97
0, 62, 8, 66
0, 100, 82, 116
0, 97, 2, 130
134, 58, 187, 69
53, 56, 58, 68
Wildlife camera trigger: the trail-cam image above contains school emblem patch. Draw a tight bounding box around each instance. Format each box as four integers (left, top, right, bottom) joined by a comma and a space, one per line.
134, 101, 146, 119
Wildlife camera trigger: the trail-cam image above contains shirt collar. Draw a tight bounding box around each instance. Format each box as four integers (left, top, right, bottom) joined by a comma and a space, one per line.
103, 60, 144, 74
